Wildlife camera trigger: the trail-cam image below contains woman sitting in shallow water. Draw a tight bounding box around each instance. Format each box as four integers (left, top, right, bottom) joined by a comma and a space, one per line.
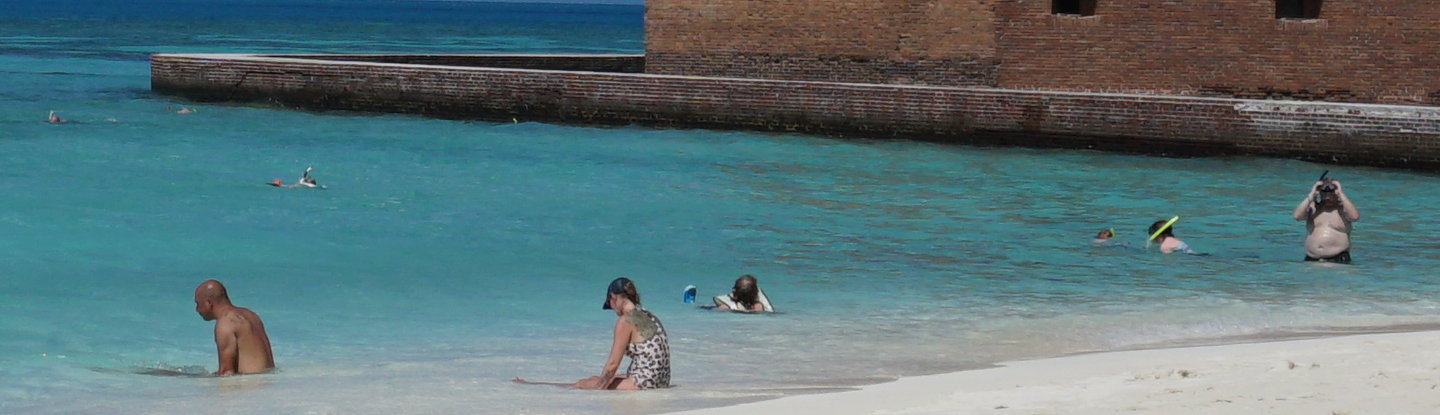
517, 277, 671, 390
578, 277, 669, 389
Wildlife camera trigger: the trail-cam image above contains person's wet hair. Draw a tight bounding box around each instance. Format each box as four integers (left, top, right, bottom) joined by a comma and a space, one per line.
731, 275, 759, 309
619, 279, 640, 305
1148, 220, 1175, 238
1095, 229, 1114, 239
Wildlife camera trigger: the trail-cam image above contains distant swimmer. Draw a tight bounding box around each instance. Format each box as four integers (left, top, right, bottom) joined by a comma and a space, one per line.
1092, 228, 1115, 245
167, 106, 196, 114
1147, 217, 1195, 254
268, 167, 325, 189
298, 166, 319, 188
193, 279, 275, 376
704, 274, 774, 312
1292, 173, 1359, 263
46, 110, 65, 123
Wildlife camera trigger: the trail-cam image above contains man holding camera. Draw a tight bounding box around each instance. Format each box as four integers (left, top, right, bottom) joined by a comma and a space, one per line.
1291, 177, 1361, 263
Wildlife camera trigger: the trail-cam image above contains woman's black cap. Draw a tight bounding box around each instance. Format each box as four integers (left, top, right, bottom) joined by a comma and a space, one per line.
601, 277, 630, 310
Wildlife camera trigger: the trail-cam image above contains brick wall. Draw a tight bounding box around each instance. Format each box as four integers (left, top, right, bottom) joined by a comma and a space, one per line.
274, 54, 644, 73
644, 0, 1440, 105
644, 0, 999, 86
152, 54, 1440, 170
995, 0, 1440, 105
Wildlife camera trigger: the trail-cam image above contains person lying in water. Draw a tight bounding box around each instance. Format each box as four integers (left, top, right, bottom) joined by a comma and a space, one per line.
46, 110, 65, 123
703, 274, 774, 312
1092, 228, 1115, 245
514, 277, 671, 390
268, 167, 324, 189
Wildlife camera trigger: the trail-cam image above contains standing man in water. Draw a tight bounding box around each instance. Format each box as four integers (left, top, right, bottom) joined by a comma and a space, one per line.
1292, 177, 1360, 263
193, 279, 275, 375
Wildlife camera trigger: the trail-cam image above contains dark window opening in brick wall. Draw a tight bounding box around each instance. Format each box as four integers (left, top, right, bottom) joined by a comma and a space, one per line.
1276, 0, 1322, 19
1052, 0, 1096, 16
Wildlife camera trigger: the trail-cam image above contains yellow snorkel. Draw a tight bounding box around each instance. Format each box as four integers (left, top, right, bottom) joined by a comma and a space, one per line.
1147, 216, 1179, 248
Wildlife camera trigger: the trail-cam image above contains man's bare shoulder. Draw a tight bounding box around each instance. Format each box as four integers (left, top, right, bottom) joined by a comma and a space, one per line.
216, 308, 261, 329
231, 307, 268, 325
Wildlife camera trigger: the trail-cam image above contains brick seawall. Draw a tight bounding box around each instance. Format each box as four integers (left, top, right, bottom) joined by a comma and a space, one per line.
151, 53, 1440, 170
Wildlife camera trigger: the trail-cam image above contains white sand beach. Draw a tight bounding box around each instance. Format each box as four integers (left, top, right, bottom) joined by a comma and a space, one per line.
669, 331, 1440, 415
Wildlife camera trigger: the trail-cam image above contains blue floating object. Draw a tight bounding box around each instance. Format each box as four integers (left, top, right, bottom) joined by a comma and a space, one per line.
682, 285, 697, 303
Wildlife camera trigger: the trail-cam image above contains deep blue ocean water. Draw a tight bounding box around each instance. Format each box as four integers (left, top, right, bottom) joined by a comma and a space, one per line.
3, 1, 1440, 414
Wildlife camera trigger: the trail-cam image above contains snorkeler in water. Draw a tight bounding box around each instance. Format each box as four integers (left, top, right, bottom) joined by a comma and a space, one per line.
1092, 228, 1115, 245
298, 167, 318, 188
1292, 175, 1359, 264
703, 275, 775, 312
1147, 218, 1203, 255
268, 167, 325, 189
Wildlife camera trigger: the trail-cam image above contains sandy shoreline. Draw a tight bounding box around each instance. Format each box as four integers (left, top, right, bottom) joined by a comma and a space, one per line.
667, 330, 1440, 415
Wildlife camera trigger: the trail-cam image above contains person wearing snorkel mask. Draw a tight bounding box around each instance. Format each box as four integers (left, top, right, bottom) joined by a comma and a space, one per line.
1147, 220, 1193, 254
1291, 177, 1360, 263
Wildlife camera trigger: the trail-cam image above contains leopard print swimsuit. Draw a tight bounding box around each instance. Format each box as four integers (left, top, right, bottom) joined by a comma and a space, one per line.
624, 307, 671, 389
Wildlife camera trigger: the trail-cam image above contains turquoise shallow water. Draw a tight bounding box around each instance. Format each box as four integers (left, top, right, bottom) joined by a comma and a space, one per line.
4, 1, 1440, 414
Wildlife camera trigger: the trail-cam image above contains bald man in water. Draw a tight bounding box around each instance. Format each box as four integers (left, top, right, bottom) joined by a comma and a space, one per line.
193, 279, 275, 375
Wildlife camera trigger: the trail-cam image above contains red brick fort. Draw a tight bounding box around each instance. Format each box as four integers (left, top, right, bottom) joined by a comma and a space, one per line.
150, 1, 1440, 169
647, 0, 1438, 104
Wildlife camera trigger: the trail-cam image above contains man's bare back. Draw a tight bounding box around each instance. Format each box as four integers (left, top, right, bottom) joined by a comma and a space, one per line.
214, 306, 275, 375
194, 279, 275, 375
